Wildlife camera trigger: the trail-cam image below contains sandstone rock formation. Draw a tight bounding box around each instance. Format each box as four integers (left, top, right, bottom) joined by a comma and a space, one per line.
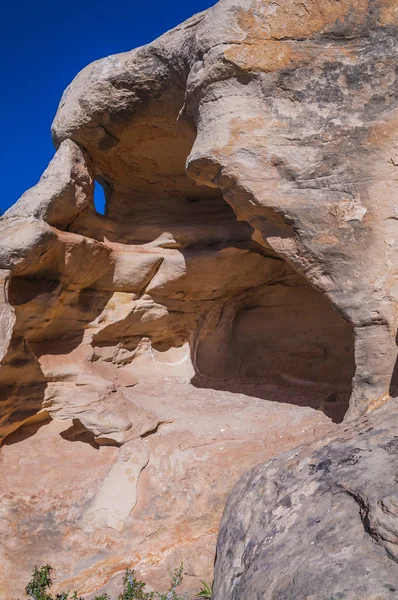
214, 398, 398, 599
0, 0, 397, 596
0, 389, 331, 598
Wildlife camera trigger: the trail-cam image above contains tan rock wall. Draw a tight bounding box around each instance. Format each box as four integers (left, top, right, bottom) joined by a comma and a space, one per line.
0, 0, 397, 595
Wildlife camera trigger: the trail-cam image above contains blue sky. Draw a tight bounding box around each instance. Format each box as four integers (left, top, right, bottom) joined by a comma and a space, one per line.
1, 0, 215, 215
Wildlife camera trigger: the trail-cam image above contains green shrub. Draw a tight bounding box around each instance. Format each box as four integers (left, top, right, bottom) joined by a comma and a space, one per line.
195, 580, 212, 599
117, 564, 185, 600
25, 565, 53, 600
22, 563, 210, 600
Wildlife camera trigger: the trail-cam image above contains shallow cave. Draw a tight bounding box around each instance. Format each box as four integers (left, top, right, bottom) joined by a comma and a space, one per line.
63, 85, 356, 423
193, 273, 355, 423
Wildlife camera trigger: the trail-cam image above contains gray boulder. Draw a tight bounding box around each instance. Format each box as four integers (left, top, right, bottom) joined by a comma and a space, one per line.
214, 399, 398, 599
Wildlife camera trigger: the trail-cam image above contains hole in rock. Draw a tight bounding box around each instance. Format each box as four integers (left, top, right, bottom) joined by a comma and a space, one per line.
36, 83, 356, 427
90, 183, 355, 423
8, 274, 60, 306
193, 278, 355, 423
94, 181, 107, 215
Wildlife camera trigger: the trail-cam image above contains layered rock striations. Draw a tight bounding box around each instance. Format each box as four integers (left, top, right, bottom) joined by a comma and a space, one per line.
0, 0, 397, 596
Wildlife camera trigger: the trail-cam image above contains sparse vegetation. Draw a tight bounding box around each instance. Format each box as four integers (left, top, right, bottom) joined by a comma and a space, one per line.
22, 564, 211, 600
195, 581, 212, 599
25, 565, 53, 600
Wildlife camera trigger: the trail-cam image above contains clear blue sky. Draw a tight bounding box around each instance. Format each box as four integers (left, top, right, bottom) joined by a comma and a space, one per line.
1, 0, 215, 215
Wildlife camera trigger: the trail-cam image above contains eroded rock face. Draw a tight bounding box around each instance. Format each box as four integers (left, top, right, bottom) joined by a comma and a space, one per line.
213, 398, 398, 599
0, 0, 397, 596
0, 386, 332, 598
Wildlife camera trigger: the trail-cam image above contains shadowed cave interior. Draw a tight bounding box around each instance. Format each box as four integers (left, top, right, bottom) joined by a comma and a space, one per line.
0, 88, 357, 447
73, 188, 356, 423
77, 91, 356, 424
80, 188, 356, 422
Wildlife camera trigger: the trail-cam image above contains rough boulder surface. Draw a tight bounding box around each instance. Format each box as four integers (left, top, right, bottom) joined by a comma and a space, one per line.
214, 399, 398, 599
0, 0, 397, 597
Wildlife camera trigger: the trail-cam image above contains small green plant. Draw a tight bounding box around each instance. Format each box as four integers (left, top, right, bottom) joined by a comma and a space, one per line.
25, 565, 53, 600
158, 563, 185, 600
25, 565, 84, 600
119, 569, 150, 600
24, 564, 189, 600
118, 564, 186, 600
195, 580, 212, 599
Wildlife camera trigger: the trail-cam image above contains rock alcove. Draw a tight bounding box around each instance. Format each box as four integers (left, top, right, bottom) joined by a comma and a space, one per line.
0, 0, 397, 596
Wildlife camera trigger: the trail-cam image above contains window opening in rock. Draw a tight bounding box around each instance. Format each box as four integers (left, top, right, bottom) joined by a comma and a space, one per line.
53, 93, 356, 425
94, 181, 107, 215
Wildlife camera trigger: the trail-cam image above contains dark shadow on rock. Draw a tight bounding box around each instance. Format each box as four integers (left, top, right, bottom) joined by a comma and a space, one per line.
389, 331, 398, 398
1, 410, 52, 446
189, 277, 355, 424
83, 197, 355, 425
60, 419, 100, 449
190, 374, 351, 424
0, 267, 116, 442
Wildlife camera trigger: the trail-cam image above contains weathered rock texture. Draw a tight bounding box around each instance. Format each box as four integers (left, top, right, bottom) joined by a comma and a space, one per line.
0, 388, 331, 598
0, 0, 397, 596
214, 397, 398, 599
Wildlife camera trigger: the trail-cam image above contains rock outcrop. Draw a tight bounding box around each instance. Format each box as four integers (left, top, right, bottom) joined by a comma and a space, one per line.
0, 0, 397, 596
213, 397, 398, 599
0, 388, 331, 598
